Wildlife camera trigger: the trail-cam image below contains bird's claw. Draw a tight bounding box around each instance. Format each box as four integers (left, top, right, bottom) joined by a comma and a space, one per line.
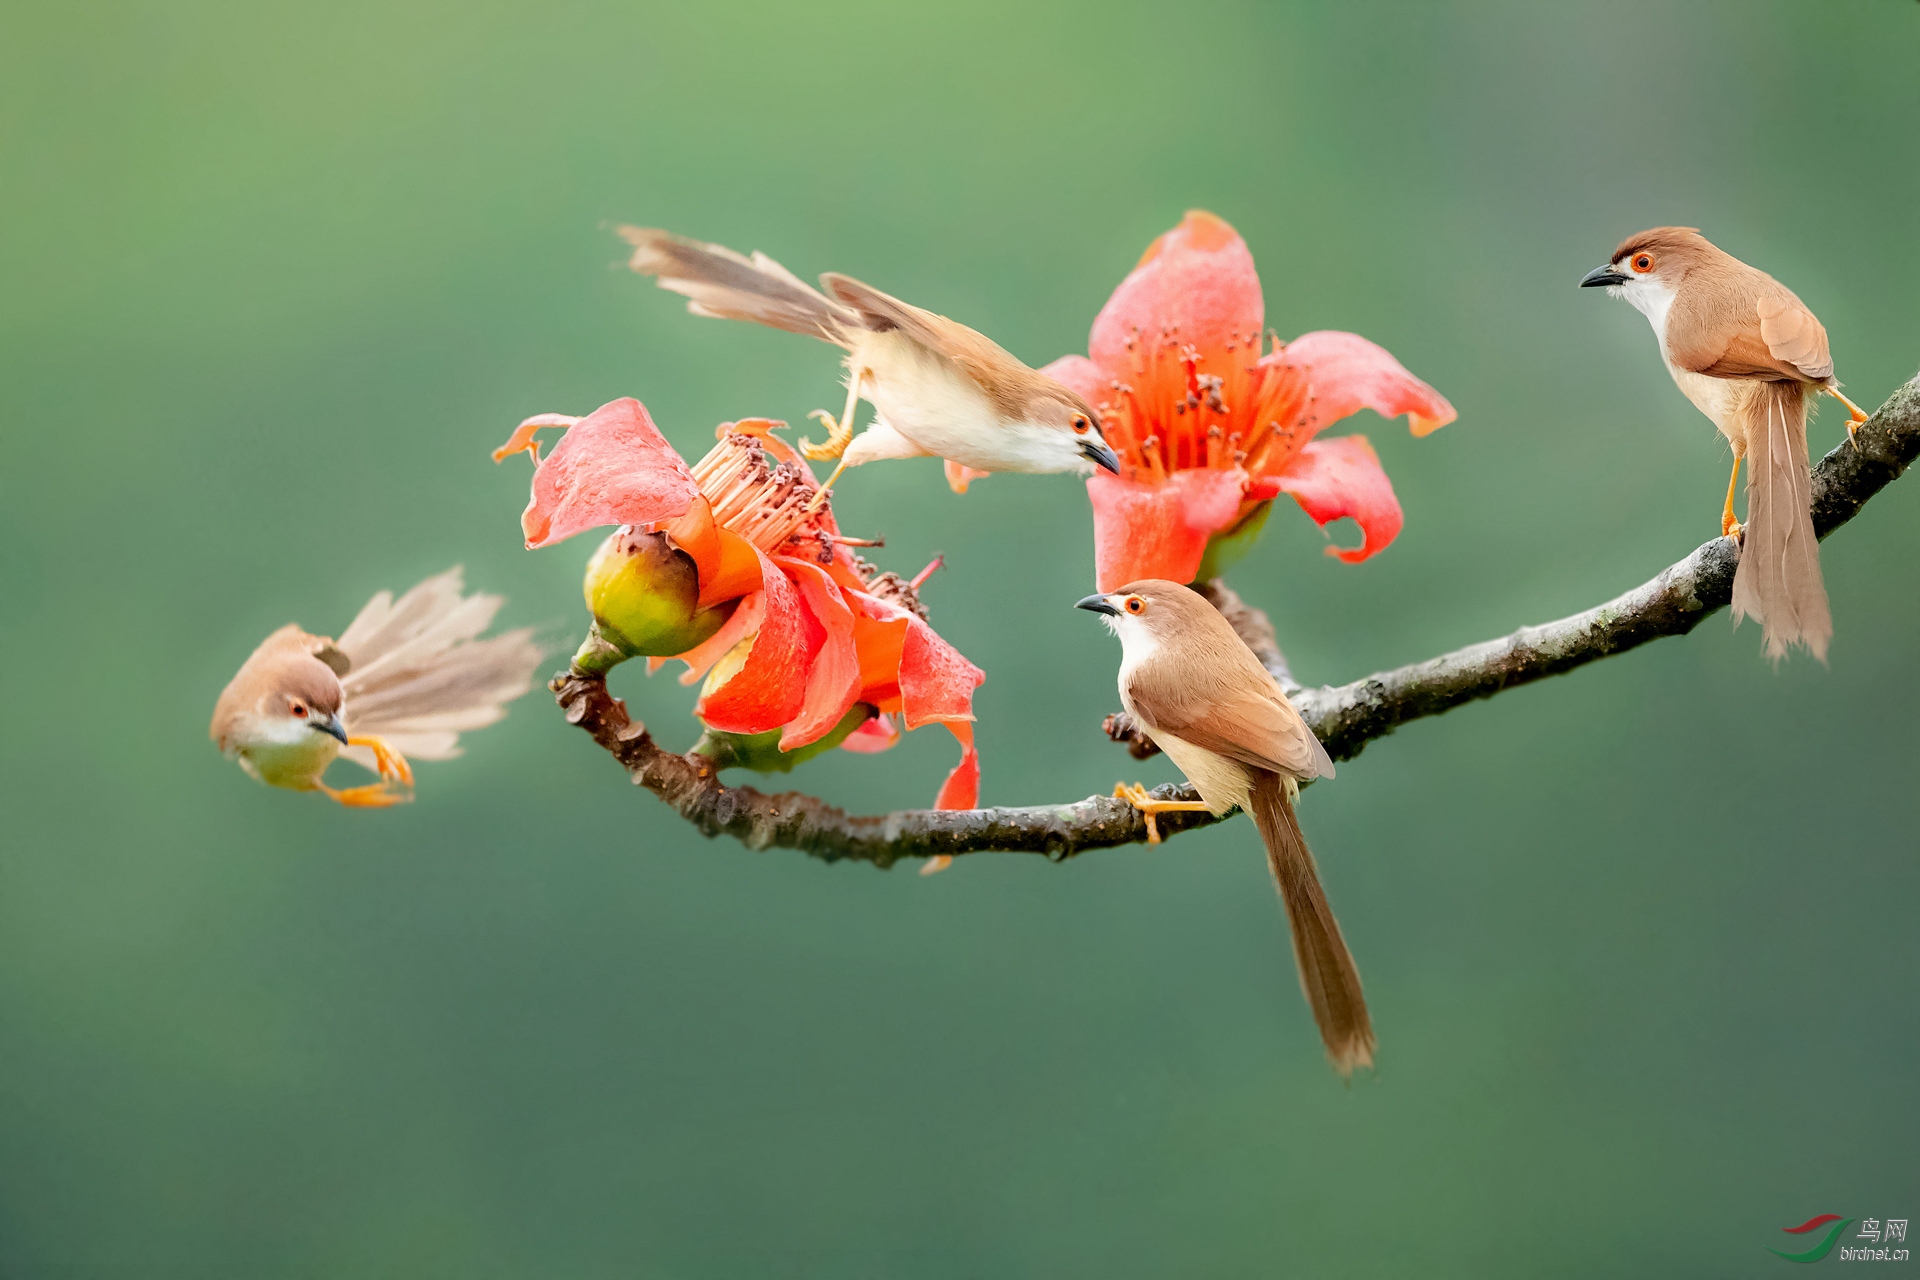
349, 735, 414, 787
799, 409, 853, 461
1112, 781, 1211, 844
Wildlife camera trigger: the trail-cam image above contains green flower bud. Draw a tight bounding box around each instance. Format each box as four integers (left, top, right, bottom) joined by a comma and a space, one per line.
581, 529, 736, 665
691, 703, 876, 773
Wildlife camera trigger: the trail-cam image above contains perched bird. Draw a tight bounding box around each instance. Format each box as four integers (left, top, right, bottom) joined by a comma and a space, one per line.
1078, 580, 1373, 1075
617, 226, 1122, 499
211, 568, 545, 806
1580, 227, 1870, 662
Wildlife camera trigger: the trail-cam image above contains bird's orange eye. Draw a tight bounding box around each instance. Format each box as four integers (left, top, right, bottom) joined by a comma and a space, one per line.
1631, 253, 1654, 274
1124, 596, 1145, 614
1072, 415, 1091, 434
291, 703, 308, 718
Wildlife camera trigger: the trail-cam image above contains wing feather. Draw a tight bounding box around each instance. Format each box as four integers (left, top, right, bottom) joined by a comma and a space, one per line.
336, 568, 546, 763
1125, 657, 1332, 783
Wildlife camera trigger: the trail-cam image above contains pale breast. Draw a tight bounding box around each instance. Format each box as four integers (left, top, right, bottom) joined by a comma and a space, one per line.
234, 719, 340, 790
850, 331, 998, 462
1663, 359, 1759, 448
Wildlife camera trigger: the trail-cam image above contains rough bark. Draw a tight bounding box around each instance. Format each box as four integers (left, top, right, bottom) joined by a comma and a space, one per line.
556, 374, 1920, 867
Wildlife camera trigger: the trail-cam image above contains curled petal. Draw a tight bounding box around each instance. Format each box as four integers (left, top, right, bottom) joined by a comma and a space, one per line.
492, 413, 578, 464
933, 721, 980, 811
727, 418, 822, 485
1038, 354, 1110, 404
774, 559, 862, 751
1273, 435, 1404, 564
1087, 468, 1248, 591
1089, 211, 1264, 372
659, 497, 768, 608
695, 547, 816, 733
512, 398, 699, 549
1285, 331, 1456, 437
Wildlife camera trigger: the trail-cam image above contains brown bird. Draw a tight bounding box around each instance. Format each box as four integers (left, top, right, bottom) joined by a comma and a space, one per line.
1078, 580, 1374, 1075
1580, 227, 1870, 662
617, 227, 1122, 499
211, 568, 545, 805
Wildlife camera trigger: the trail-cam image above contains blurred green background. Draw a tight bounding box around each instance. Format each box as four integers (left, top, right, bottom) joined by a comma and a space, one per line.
3, 1, 1916, 1274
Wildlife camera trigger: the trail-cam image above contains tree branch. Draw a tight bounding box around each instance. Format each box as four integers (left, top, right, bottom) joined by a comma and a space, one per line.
556, 374, 1920, 867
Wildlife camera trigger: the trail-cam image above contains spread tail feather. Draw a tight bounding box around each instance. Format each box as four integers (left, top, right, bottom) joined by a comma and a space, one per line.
1247, 770, 1375, 1075
336, 568, 546, 767
617, 226, 856, 345
1733, 382, 1832, 663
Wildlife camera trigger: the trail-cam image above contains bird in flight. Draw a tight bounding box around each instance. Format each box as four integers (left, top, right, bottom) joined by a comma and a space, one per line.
211, 568, 544, 805
619, 226, 1121, 502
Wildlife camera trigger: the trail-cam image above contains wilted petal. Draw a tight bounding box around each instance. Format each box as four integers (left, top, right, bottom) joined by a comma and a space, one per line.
511, 398, 699, 549
694, 548, 816, 733
934, 721, 980, 811
1273, 435, 1404, 564
1285, 331, 1456, 438
898, 615, 985, 731
1089, 211, 1264, 372
774, 559, 862, 751
1087, 468, 1248, 591
1038, 354, 1110, 403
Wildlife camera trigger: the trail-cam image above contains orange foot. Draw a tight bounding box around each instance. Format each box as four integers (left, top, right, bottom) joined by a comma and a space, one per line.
1112, 781, 1211, 845
349, 735, 414, 787
1829, 387, 1871, 445
320, 782, 411, 808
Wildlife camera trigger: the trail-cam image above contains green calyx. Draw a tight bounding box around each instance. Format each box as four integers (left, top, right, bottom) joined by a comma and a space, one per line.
692, 703, 876, 773
581, 529, 736, 666
1192, 499, 1273, 582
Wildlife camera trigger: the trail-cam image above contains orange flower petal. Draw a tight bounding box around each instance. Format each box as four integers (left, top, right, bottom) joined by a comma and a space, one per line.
897, 614, 985, 731
1272, 435, 1404, 564
774, 559, 862, 751
1086, 468, 1248, 591
695, 547, 815, 733
1089, 211, 1264, 372
515, 398, 699, 549
672, 592, 764, 686
662, 495, 721, 583
933, 721, 980, 810
700, 528, 766, 609
1285, 331, 1456, 437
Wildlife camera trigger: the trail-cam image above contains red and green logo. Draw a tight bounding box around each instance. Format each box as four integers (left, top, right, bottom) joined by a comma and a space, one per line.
1768, 1215, 1853, 1263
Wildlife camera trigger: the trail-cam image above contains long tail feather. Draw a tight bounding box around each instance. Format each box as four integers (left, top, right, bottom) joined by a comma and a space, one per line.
1732, 382, 1832, 662
337, 568, 546, 765
1247, 769, 1376, 1075
617, 227, 855, 345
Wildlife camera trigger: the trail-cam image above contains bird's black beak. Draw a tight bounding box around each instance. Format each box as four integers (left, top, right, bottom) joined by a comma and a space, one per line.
1579, 263, 1629, 289
1075, 593, 1120, 616
1081, 437, 1122, 474
312, 712, 350, 745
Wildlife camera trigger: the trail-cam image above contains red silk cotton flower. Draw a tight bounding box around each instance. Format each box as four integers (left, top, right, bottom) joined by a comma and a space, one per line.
495, 399, 984, 809
1042, 211, 1456, 591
